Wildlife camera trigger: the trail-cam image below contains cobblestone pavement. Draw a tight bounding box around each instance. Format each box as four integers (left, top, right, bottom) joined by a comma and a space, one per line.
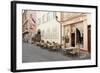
22, 42, 90, 63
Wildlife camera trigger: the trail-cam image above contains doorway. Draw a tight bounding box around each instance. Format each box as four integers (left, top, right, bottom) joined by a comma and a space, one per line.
71, 33, 75, 47
88, 25, 91, 53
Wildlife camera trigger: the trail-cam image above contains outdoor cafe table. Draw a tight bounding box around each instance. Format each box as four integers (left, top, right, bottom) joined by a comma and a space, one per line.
62, 47, 76, 54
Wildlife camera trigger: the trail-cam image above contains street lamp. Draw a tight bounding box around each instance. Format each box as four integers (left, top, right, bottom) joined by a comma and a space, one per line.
56, 16, 67, 22
56, 16, 70, 48
56, 16, 65, 44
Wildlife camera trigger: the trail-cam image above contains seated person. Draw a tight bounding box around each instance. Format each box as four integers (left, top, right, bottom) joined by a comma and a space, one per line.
52, 42, 57, 50
52, 42, 61, 51
61, 43, 66, 49
46, 41, 53, 49
42, 41, 48, 48
35, 42, 40, 46
39, 40, 43, 47
56, 43, 61, 49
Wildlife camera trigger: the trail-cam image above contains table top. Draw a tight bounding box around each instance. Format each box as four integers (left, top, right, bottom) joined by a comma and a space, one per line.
62, 47, 76, 50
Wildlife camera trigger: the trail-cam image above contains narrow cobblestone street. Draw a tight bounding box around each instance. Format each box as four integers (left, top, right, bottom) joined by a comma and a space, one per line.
22, 42, 90, 63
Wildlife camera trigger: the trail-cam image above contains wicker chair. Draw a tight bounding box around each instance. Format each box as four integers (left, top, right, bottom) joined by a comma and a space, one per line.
69, 45, 80, 56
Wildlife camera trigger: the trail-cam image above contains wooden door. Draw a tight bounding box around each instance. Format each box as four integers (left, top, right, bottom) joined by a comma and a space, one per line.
71, 33, 75, 47
88, 25, 91, 53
